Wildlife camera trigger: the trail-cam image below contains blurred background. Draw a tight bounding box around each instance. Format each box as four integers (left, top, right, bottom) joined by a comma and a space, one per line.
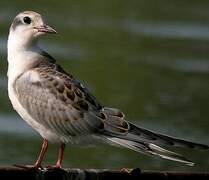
0, 0, 209, 172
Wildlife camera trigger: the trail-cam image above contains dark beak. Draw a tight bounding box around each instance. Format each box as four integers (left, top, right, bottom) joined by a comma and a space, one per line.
34, 25, 57, 34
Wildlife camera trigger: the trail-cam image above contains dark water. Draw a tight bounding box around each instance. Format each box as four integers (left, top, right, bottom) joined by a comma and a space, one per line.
0, 0, 209, 171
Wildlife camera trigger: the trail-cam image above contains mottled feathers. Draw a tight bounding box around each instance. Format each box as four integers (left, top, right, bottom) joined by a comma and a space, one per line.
13, 52, 209, 164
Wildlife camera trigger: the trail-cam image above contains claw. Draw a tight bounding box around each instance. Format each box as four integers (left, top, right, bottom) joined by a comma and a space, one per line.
120, 168, 133, 173
46, 164, 62, 170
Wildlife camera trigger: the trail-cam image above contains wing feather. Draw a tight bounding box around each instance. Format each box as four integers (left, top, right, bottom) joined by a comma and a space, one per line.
14, 62, 103, 138
100, 108, 209, 150
12, 58, 209, 164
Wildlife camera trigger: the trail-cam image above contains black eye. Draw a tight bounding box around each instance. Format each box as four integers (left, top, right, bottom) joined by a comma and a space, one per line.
23, 16, 31, 24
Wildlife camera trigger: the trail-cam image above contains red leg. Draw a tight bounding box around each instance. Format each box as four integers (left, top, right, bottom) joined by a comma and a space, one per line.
14, 139, 48, 170
55, 143, 65, 168
34, 139, 48, 169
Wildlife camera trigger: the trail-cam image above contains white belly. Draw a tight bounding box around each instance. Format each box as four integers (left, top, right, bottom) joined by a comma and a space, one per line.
8, 82, 64, 143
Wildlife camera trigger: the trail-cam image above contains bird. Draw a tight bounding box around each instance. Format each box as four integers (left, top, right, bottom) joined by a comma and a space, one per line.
7, 11, 209, 169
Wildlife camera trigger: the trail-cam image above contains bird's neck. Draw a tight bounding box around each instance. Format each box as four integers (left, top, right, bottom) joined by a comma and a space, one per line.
7, 32, 38, 54
7, 34, 42, 82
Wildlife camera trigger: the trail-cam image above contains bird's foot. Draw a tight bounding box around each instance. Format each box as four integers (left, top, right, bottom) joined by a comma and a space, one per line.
13, 164, 43, 170
120, 168, 133, 173
46, 164, 62, 170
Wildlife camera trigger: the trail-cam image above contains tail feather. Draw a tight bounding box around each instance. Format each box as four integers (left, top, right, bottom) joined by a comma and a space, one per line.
148, 143, 194, 166
107, 137, 194, 166
101, 107, 209, 165
128, 122, 209, 150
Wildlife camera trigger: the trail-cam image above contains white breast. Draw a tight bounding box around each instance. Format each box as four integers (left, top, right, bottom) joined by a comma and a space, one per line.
8, 67, 63, 143
7, 28, 69, 143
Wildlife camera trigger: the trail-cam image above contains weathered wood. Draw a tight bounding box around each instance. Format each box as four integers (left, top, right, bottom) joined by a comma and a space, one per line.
0, 167, 208, 180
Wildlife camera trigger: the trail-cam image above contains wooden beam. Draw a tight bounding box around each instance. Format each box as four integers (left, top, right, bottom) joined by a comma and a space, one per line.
0, 167, 209, 180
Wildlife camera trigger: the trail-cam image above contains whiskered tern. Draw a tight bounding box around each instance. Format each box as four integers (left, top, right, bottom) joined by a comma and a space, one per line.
7, 11, 209, 169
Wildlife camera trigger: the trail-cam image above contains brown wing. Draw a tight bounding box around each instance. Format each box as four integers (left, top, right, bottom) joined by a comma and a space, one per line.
37, 61, 103, 111
14, 58, 130, 140
14, 62, 104, 138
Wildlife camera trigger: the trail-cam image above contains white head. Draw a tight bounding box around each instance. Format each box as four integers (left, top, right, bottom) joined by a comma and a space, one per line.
8, 11, 56, 50
7, 11, 57, 80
